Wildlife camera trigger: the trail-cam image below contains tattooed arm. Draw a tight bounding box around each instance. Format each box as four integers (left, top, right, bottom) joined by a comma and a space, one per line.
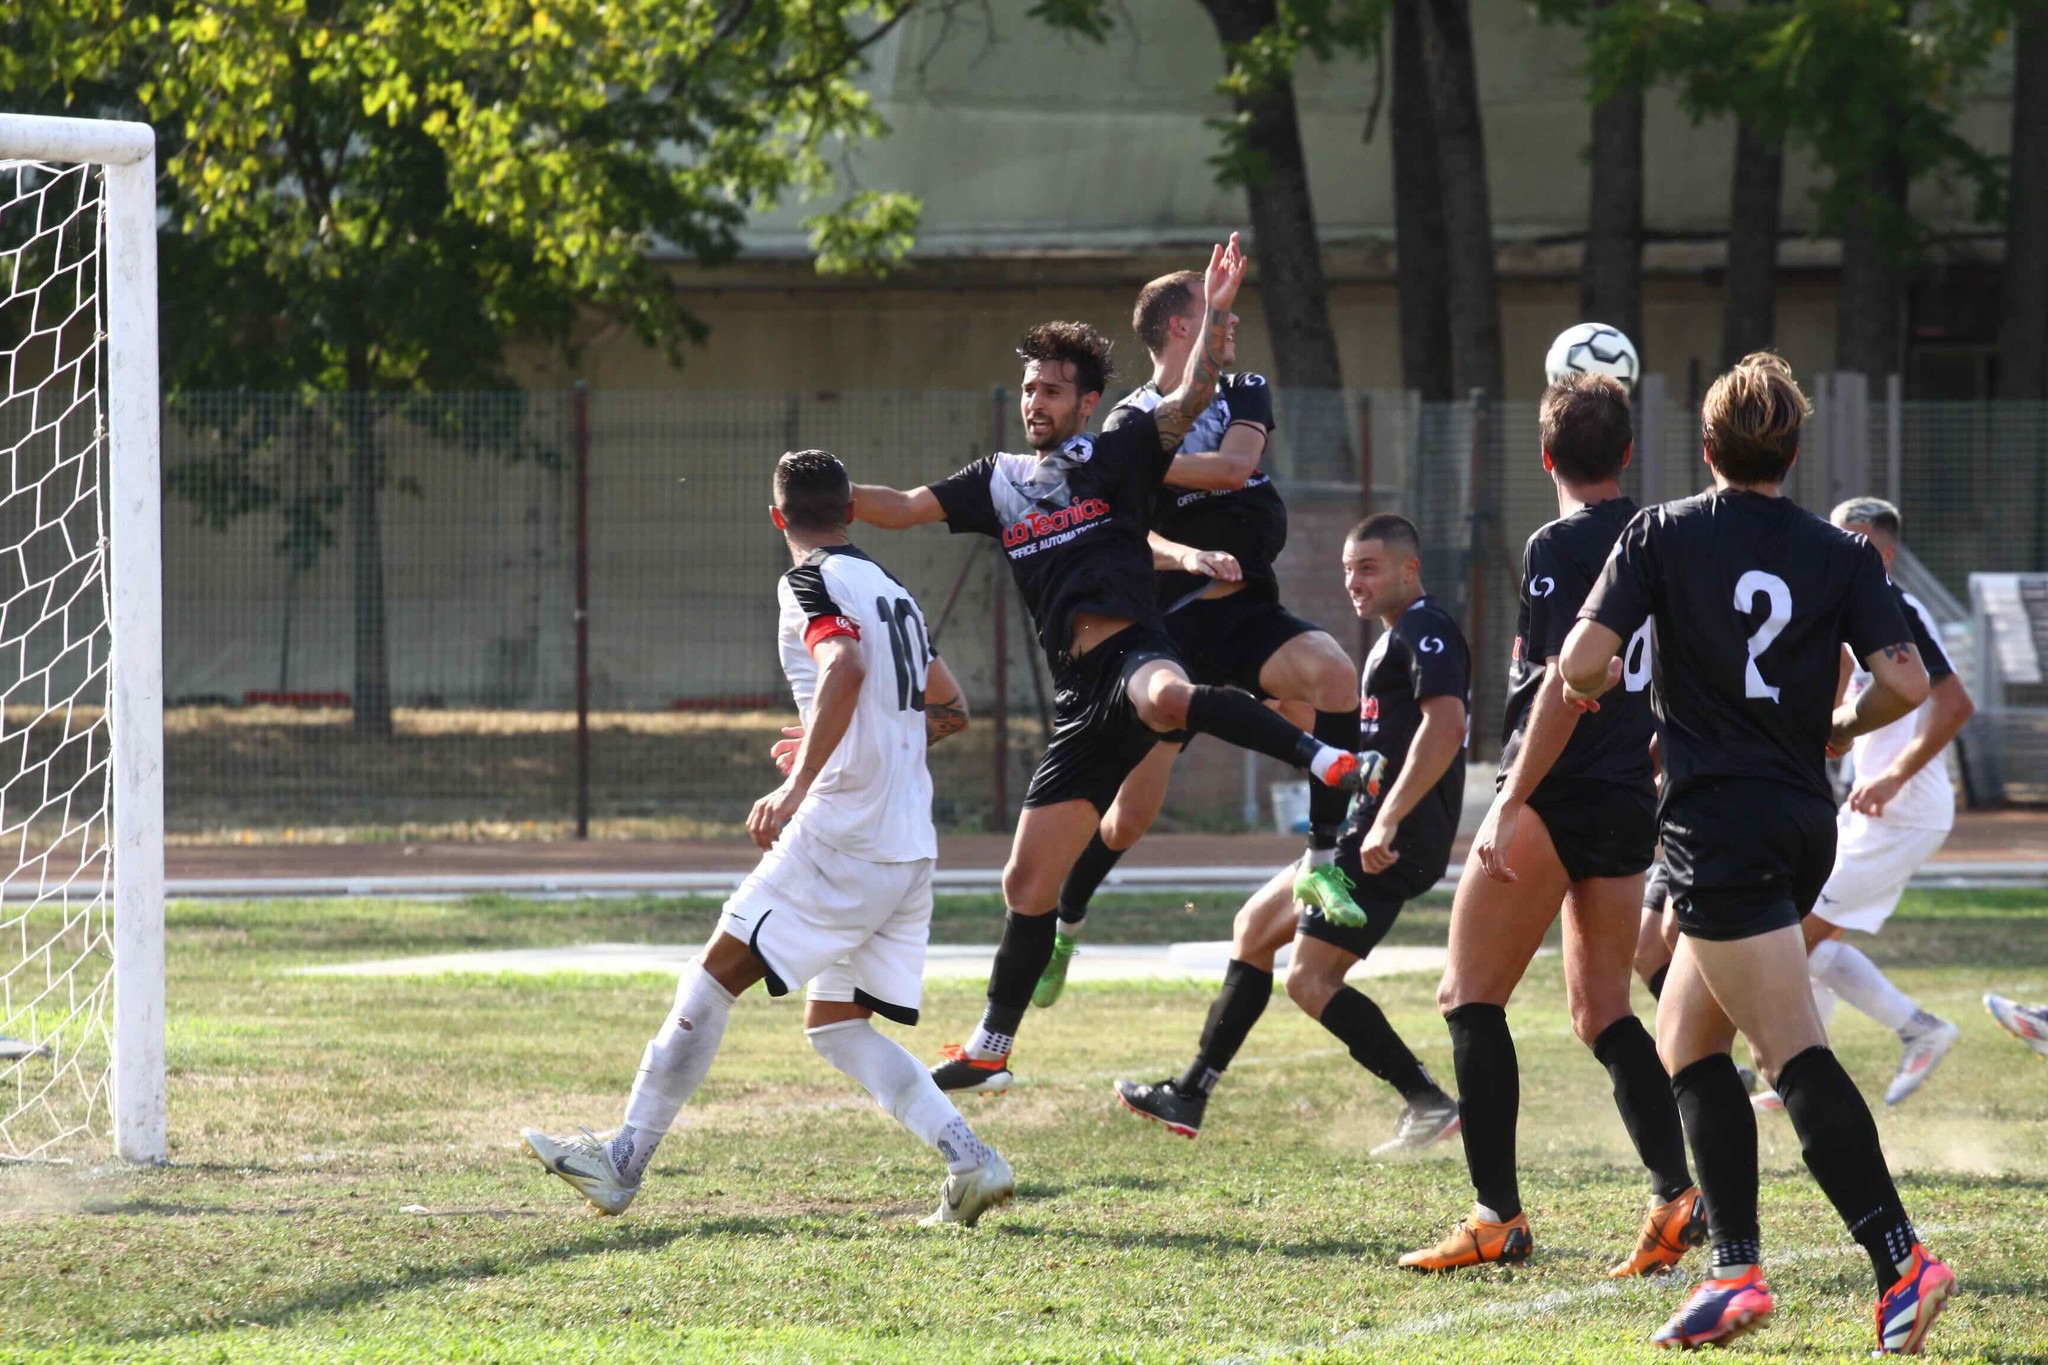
1829, 639, 1931, 754
1151, 233, 1250, 453
924, 655, 970, 746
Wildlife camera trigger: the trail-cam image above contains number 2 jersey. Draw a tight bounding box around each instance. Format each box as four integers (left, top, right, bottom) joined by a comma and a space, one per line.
1499, 497, 1654, 796
777, 544, 938, 863
1580, 488, 1908, 806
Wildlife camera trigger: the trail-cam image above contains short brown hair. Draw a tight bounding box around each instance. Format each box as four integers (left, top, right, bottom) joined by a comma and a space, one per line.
1133, 271, 1202, 355
774, 448, 850, 532
1017, 321, 1115, 397
1539, 374, 1633, 484
1701, 352, 1811, 485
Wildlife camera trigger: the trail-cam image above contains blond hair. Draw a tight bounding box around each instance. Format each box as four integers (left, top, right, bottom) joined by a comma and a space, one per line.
1701, 351, 1811, 484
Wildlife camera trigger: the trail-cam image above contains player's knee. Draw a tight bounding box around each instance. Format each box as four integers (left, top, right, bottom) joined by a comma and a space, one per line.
1284, 960, 1338, 1015
1569, 996, 1627, 1050
1100, 804, 1153, 850
1137, 679, 1191, 732
1310, 652, 1358, 714
1001, 860, 1054, 914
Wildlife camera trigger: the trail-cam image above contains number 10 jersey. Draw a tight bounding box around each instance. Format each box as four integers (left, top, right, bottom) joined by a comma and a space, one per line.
776, 543, 938, 863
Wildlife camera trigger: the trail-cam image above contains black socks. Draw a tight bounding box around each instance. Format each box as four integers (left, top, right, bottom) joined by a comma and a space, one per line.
1186, 684, 1327, 769
1671, 1053, 1759, 1268
1057, 833, 1124, 927
1646, 965, 1668, 999
1178, 959, 1274, 1096
1593, 1016, 1694, 1203
1309, 707, 1362, 843
985, 910, 1058, 1020
1776, 1045, 1917, 1292
1320, 986, 1439, 1102
1446, 1002, 1520, 1218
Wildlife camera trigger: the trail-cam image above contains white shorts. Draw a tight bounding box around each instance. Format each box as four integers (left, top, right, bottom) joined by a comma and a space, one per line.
716, 823, 934, 1025
1811, 810, 1949, 935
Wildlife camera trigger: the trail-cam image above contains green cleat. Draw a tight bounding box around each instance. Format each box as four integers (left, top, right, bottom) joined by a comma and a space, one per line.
1032, 931, 1080, 1008
1294, 863, 1369, 929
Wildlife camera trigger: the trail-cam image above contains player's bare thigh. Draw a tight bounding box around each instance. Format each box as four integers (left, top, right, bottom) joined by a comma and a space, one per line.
1255, 629, 1358, 713
1004, 799, 1110, 914
699, 930, 770, 996
1099, 740, 1181, 851
1658, 925, 1826, 1082
1560, 871, 1648, 1047
1438, 805, 1571, 1013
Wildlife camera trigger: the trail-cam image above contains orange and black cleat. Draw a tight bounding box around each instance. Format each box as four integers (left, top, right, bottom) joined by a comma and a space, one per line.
1398, 1210, 1534, 1272
930, 1043, 1014, 1095
1609, 1186, 1708, 1278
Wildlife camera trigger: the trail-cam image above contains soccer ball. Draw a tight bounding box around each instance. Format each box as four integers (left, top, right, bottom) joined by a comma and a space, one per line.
1545, 322, 1640, 394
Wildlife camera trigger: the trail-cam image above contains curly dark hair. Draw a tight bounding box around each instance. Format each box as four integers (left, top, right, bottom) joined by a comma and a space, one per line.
1016, 321, 1115, 397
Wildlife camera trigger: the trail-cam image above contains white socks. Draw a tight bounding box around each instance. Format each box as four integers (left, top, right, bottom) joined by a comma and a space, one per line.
1812, 978, 1839, 1030
1307, 746, 1349, 785
1056, 919, 1085, 942
1809, 937, 1916, 1033
808, 1018, 993, 1174
964, 1024, 1015, 1062
617, 963, 736, 1179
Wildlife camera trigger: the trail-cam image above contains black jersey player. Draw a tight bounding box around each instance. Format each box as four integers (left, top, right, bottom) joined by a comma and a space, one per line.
1032, 269, 1360, 1007
1403, 375, 1701, 1277
848, 235, 1379, 1095
1116, 514, 1460, 1152
1560, 353, 1953, 1353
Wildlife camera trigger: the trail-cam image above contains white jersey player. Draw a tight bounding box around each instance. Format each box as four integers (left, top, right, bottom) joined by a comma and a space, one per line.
1755, 497, 1976, 1113
522, 449, 1014, 1227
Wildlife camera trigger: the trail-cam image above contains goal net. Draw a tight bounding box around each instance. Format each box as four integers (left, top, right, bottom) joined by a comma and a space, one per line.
0, 114, 163, 1163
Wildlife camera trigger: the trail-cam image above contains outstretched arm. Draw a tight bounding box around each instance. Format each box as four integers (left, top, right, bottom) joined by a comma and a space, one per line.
1151, 233, 1249, 452
852, 483, 946, 529
1149, 531, 1241, 582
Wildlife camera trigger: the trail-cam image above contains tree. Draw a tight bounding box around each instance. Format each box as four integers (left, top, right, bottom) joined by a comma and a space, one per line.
1576, 0, 1646, 347
20, 0, 919, 736
1412, 0, 1502, 399
1722, 115, 1787, 368
1390, 0, 1452, 399
2002, 2, 2048, 399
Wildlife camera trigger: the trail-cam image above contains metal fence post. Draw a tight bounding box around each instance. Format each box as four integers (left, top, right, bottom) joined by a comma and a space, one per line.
1637, 373, 1666, 504
1886, 374, 1903, 508
573, 383, 591, 840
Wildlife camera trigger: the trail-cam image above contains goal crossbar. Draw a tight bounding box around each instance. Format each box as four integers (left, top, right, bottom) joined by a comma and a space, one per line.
0, 112, 164, 1164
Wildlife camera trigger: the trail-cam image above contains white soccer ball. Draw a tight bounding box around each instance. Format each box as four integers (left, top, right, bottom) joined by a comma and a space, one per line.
1545, 322, 1641, 394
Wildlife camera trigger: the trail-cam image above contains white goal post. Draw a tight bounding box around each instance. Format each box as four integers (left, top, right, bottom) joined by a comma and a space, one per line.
0, 113, 164, 1163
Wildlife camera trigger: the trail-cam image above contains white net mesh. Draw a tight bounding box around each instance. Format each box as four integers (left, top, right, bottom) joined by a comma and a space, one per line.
0, 158, 116, 1160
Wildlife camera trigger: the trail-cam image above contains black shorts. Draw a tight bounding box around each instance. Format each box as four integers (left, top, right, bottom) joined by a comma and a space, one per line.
1163, 585, 1322, 697
1298, 816, 1450, 957
1526, 780, 1657, 883
1022, 624, 1180, 814
1662, 779, 1838, 942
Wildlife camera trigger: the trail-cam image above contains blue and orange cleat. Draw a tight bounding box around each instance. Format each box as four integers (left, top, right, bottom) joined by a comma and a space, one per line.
1875, 1244, 1955, 1355
1651, 1265, 1775, 1349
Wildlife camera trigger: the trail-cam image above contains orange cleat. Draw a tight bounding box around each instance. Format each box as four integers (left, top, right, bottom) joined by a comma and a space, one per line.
1398, 1210, 1533, 1272
1609, 1186, 1708, 1278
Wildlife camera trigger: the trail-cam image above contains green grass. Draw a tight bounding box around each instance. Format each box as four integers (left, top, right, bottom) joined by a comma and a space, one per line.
2, 890, 2045, 1362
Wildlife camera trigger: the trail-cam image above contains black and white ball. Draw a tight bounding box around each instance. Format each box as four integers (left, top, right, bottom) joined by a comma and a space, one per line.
1544, 322, 1640, 394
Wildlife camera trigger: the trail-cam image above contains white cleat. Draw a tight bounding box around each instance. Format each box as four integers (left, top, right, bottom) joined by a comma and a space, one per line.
522, 1125, 641, 1216
1985, 993, 2048, 1058
1886, 1017, 1960, 1106
1751, 1087, 1784, 1114
921, 1150, 1016, 1228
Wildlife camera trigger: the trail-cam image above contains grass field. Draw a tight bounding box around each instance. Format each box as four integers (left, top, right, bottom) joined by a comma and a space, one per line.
2, 889, 2045, 1362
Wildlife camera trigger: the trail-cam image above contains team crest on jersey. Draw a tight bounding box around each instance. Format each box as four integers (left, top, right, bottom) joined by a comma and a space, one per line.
1530, 575, 1555, 598
1419, 636, 1446, 654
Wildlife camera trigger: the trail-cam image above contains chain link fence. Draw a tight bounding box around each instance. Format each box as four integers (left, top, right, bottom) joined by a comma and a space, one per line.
144, 387, 2048, 841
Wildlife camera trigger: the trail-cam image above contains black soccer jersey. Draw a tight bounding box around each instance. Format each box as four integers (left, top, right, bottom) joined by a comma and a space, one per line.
1580, 488, 1910, 805
1102, 373, 1282, 610
1358, 595, 1471, 837
1499, 497, 1654, 795
926, 410, 1173, 664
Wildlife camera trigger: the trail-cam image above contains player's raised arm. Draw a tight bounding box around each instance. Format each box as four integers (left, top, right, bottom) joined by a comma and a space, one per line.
748, 633, 866, 849
924, 654, 970, 746
1148, 531, 1241, 581
1166, 419, 1266, 491
1151, 234, 1248, 452
851, 483, 946, 529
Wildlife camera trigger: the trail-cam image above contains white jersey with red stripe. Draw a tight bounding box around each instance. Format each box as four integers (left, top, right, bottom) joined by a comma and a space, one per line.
775, 543, 937, 862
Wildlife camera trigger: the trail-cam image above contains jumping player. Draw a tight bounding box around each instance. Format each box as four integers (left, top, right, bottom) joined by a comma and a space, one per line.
849, 235, 1378, 1095
1559, 353, 1954, 1353
1116, 514, 1460, 1153
1402, 374, 1704, 1277
1750, 497, 1970, 1111
1032, 269, 1360, 1006
522, 450, 1014, 1227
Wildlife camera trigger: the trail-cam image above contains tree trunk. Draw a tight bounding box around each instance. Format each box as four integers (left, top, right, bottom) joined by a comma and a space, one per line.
1835, 137, 1911, 382
1413, 0, 1503, 399
344, 352, 393, 740
1392, 0, 1452, 400
1721, 118, 1785, 369
1197, 0, 1345, 392
1580, 0, 1643, 347
2001, 4, 2048, 400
